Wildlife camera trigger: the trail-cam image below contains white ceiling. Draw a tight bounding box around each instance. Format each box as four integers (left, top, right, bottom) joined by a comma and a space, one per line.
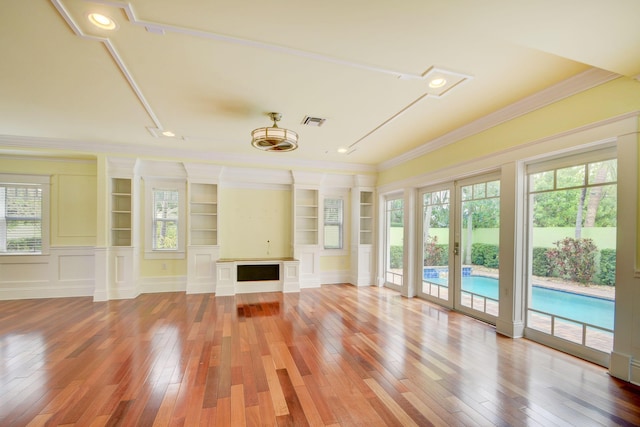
1, 0, 639, 169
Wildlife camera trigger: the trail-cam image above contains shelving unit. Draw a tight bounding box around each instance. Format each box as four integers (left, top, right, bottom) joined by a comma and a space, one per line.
295, 188, 318, 245
111, 178, 132, 246
359, 191, 374, 244
189, 183, 218, 246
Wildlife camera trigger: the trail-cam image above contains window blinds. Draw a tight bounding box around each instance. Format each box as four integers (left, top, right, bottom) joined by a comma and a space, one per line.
0, 184, 43, 253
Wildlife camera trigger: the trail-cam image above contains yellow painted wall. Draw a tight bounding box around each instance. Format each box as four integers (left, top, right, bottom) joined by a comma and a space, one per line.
140, 259, 187, 277
0, 156, 97, 246
378, 77, 640, 186
219, 187, 292, 259
320, 254, 351, 271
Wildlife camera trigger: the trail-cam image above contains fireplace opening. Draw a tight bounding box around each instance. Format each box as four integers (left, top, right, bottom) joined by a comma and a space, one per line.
237, 264, 279, 282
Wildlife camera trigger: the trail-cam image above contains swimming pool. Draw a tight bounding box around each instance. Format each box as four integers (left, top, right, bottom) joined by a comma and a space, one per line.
426, 275, 614, 330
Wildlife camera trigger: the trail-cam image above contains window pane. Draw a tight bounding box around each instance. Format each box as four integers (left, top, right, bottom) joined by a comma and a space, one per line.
154, 220, 178, 250
557, 165, 585, 188
588, 160, 617, 185
530, 171, 554, 192
324, 198, 343, 249
385, 197, 403, 286
1, 185, 43, 253
421, 189, 450, 301
473, 183, 486, 199
153, 189, 179, 250
461, 185, 472, 201
487, 180, 500, 197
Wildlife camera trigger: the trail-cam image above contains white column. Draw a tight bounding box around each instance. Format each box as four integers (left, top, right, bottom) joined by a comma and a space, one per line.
495, 161, 526, 338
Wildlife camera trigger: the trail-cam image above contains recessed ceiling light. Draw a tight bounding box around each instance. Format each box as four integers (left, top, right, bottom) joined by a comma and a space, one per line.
88, 13, 117, 30
162, 130, 175, 137
337, 147, 348, 154
428, 78, 447, 89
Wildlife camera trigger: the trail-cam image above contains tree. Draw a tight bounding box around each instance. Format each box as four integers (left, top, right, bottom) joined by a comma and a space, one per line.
422, 190, 449, 262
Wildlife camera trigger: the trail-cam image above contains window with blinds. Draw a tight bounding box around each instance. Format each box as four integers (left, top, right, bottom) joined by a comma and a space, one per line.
0, 184, 43, 254
153, 189, 179, 250
324, 198, 343, 249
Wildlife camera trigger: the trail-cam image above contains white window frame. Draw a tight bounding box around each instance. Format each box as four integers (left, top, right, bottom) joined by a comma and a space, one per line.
321, 190, 349, 255
0, 174, 50, 257
144, 178, 186, 259
323, 197, 344, 250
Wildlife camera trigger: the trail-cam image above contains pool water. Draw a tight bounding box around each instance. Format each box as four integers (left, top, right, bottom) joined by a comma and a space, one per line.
427, 275, 614, 330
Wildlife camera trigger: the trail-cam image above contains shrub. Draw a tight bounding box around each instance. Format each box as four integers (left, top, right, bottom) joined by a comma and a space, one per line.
532, 247, 552, 277
7, 237, 41, 252
471, 243, 499, 268
390, 245, 403, 269
471, 243, 485, 265
423, 236, 447, 266
546, 237, 597, 284
597, 248, 616, 286
438, 245, 449, 266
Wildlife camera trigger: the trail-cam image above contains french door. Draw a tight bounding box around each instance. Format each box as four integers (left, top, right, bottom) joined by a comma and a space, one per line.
524, 148, 616, 363
418, 174, 501, 324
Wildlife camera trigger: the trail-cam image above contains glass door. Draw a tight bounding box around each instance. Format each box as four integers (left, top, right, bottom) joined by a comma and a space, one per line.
418, 185, 453, 306
384, 196, 404, 290
525, 149, 616, 361
455, 175, 501, 322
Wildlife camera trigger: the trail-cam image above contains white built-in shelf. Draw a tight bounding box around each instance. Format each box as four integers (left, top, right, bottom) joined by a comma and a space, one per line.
295, 188, 318, 245
189, 183, 218, 245
359, 191, 374, 244
111, 178, 132, 246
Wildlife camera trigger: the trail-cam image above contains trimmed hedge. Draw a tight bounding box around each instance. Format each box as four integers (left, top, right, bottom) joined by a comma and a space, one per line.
532, 247, 552, 277
597, 248, 616, 286
390, 245, 403, 269
471, 243, 499, 268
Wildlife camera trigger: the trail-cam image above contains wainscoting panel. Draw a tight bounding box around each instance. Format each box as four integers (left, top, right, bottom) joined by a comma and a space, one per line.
186, 246, 219, 294
58, 254, 93, 281
0, 247, 94, 300
195, 254, 212, 277
295, 247, 321, 288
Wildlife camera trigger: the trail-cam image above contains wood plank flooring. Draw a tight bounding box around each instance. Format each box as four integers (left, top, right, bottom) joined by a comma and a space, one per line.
1, 284, 640, 426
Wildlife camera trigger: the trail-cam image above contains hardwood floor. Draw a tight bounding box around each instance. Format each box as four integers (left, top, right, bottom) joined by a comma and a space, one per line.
1, 284, 640, 426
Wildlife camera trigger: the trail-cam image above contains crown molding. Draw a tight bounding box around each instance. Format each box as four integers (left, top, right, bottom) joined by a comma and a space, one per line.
378, 111, 639, 194
378, 68, 621, 171
0, 134, 376, 174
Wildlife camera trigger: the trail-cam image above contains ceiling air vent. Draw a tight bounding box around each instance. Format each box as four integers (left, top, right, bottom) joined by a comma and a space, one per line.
301, 116, 326, 127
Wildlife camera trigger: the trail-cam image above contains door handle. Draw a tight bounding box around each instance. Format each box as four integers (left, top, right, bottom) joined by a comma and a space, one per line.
454, 242, 459, 256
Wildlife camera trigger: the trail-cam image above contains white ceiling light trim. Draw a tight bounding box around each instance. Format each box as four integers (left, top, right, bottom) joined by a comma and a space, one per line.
51, 0, 164, 133
87, 12, 117, 30
346, 67, 473, 154
83, 0, 461, 82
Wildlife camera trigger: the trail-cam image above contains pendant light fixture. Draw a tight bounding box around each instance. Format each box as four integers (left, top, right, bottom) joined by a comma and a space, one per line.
251, 112, 298, 152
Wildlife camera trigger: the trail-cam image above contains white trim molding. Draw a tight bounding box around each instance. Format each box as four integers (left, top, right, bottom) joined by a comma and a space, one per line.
379, 68, 621, 171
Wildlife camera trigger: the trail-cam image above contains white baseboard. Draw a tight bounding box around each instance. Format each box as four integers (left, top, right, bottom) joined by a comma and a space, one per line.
0, 282, 93, 300
320, 270, 351, 285
610, 351, 632, 382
